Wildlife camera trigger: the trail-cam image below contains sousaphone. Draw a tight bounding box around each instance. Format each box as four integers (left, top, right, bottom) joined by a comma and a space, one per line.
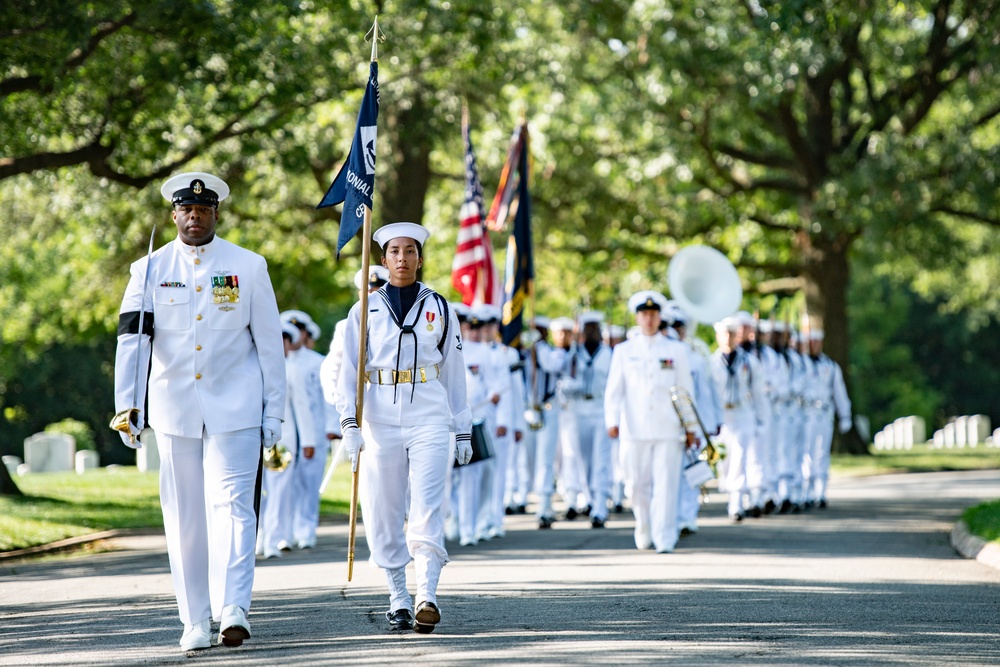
667, 245, 743, 323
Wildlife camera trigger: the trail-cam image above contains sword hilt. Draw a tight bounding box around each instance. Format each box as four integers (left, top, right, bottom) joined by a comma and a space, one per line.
110, 408, 141, 446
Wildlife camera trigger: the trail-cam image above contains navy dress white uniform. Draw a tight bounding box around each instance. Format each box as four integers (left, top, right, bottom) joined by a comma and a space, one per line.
801, 329, 852, 507
558, 311, 614, 526
113, 172, 285, 651
604, 291, 696, 553
334, 223, 472, 635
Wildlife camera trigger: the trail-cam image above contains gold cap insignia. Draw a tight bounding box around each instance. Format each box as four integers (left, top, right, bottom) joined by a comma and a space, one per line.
192, 180, 203, 194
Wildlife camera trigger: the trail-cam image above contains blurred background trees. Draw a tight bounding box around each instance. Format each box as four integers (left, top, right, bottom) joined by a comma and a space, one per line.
2, 0, 1000, 465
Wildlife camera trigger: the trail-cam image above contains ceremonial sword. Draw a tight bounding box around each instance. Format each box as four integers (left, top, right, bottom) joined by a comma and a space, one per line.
110, 225, 157, 446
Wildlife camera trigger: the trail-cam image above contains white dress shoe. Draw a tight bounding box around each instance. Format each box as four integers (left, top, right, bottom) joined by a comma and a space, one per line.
276, 539, 293, 552
219, 604, 250, 647
179, 619, 211, 651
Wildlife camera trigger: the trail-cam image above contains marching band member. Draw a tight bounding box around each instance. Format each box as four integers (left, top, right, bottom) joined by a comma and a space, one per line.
709, 316, 770, 522
801, 329, 853, 508
605, 291, 696, 553
334, 222, 471, 634
113, 172, 285, 651
666, 304, 723, 536
558, 311, 614, 528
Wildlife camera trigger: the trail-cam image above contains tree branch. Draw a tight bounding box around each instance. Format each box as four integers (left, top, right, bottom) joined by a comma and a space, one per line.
931, 205, 1000, 227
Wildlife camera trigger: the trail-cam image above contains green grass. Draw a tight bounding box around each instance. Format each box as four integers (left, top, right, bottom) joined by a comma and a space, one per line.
0, 460, 355, 553
3, 445, 998, 553
831, 443, 1000, 477
963, 499, 1000, 546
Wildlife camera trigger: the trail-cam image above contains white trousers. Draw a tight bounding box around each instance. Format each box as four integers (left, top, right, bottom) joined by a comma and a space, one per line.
560, 408, 612, 520
486, 430, 511, 533
720, 409, 754, 516
259, 452, 298, 553
360, 421, 450, 604
532, 409, 561, 518
621, 437, 683, 552
802, 406, 835, 502
676, 451, 702, 530
156, 427, 260, 626
293, 441, 331, 546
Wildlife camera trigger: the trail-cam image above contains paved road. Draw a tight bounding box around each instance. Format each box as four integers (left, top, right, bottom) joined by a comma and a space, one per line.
1, 470, 999, 666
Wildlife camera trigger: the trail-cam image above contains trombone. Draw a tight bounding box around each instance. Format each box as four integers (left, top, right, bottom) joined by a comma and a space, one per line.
669, 386, 725, 474
263, 444, 292, 472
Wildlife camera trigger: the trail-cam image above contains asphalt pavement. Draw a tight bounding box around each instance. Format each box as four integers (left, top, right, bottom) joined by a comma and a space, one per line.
1, 470, 999, 666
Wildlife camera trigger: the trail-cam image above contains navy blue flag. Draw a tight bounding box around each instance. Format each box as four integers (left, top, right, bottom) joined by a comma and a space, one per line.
499, 124, 533, 346
317, 62, 380, 258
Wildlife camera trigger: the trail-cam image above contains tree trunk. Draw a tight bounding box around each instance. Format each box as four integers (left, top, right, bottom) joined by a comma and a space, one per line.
378, 97, 433, 226
798, 228, 867, 454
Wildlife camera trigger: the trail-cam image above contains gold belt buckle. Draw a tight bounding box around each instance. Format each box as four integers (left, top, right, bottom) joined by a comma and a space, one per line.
396, 369, 412, 384
419, 367, 427, 383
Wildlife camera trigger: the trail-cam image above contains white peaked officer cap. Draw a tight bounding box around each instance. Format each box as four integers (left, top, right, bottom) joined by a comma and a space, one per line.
773, 321, 788, 333
734, 310, 756, 328
758, 319, 773, 334
809, 329, 825, 341
160, 171, 230, 206
472, 304, 502, 323
627, 290, 668, 313
306, 320, 321, 340
353, 265, 390, 290
714, 316, 738, 333
550, 317, 575, 332
578, 311, 604, 325
373, 222, 430, 249
605, 323, 626, 338
534, 315, 551, 329
281, 321, 300, 341
280, 310, 315, 328
451, 303, 471, 324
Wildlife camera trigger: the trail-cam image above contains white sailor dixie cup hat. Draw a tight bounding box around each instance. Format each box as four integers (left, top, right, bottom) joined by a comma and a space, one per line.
627, 290, 668, 313
578, 311, 604, 326
373, 222, 430, 249
161, 171, 230, 207
354, 265, 390, 290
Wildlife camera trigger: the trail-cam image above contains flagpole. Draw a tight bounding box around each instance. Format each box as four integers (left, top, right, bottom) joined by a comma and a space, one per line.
347, 14, 384, 583
347, 203, 372, 582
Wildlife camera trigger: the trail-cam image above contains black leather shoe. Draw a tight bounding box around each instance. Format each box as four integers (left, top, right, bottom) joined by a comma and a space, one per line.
516, 504, 527, 514
582, 505, 592, 517
505, 506, 515, 516
564, 507, 579, 521
591, 517, 605, 528
538, 516, 554, 529
818, 499, 828, 509
749, 506, 762, 518
386, 608, 413, 632
730, 512, 745, 523
613, 504, 624, 514
414, 601, 440, 634
763, 499, 776, 515
778, 499, 792, 514
680, 527, 694, 537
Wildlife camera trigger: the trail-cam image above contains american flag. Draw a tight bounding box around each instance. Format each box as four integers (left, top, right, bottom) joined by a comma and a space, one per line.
451, 108, 500, 306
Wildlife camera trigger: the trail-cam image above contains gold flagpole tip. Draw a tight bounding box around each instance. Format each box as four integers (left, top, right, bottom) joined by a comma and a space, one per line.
366, 15, 386, 62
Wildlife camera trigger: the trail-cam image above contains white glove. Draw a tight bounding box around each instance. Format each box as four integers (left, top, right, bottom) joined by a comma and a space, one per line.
343, 427, 366, 472
262, 417, 282, 449
839, 418, 853, 435
115, 410, 143, 449
520, 329, 542, 346
455, 436, 473, 466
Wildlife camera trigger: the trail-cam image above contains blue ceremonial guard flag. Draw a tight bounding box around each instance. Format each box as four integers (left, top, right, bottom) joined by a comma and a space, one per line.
499, 124, 534, 346
317, 62, 380, 258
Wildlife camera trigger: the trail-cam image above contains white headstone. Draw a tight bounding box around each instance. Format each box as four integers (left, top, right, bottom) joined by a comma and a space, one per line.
943, 422, 956, 448
2, 455, 22, 476
136, 428, 160, 472
905, 416, 926, 446
75, 450, 99, 474
955, 416, 969, 447
23, 432, 75, 473
967, 414, 991, 447
883, 426, 895, 450
892, 418, 908, 449
874, 431, 886, 450
933, 429, 944, 448
993, 428, 1000, 448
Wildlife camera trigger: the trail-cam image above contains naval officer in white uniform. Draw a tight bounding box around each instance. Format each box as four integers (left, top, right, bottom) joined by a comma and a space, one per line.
335, 222, 472, 634
113, 172, 285, 651
604, 290, 696, 553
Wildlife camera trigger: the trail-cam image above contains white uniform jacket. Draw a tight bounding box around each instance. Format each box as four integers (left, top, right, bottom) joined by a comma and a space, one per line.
287, 347, 328, 448
802, 354, 853, 433
560, 343, 613, 416
604, 334, 695, 441
114, 236, 285, 438
708, 347, 771, 423
334, 283, 471, 438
